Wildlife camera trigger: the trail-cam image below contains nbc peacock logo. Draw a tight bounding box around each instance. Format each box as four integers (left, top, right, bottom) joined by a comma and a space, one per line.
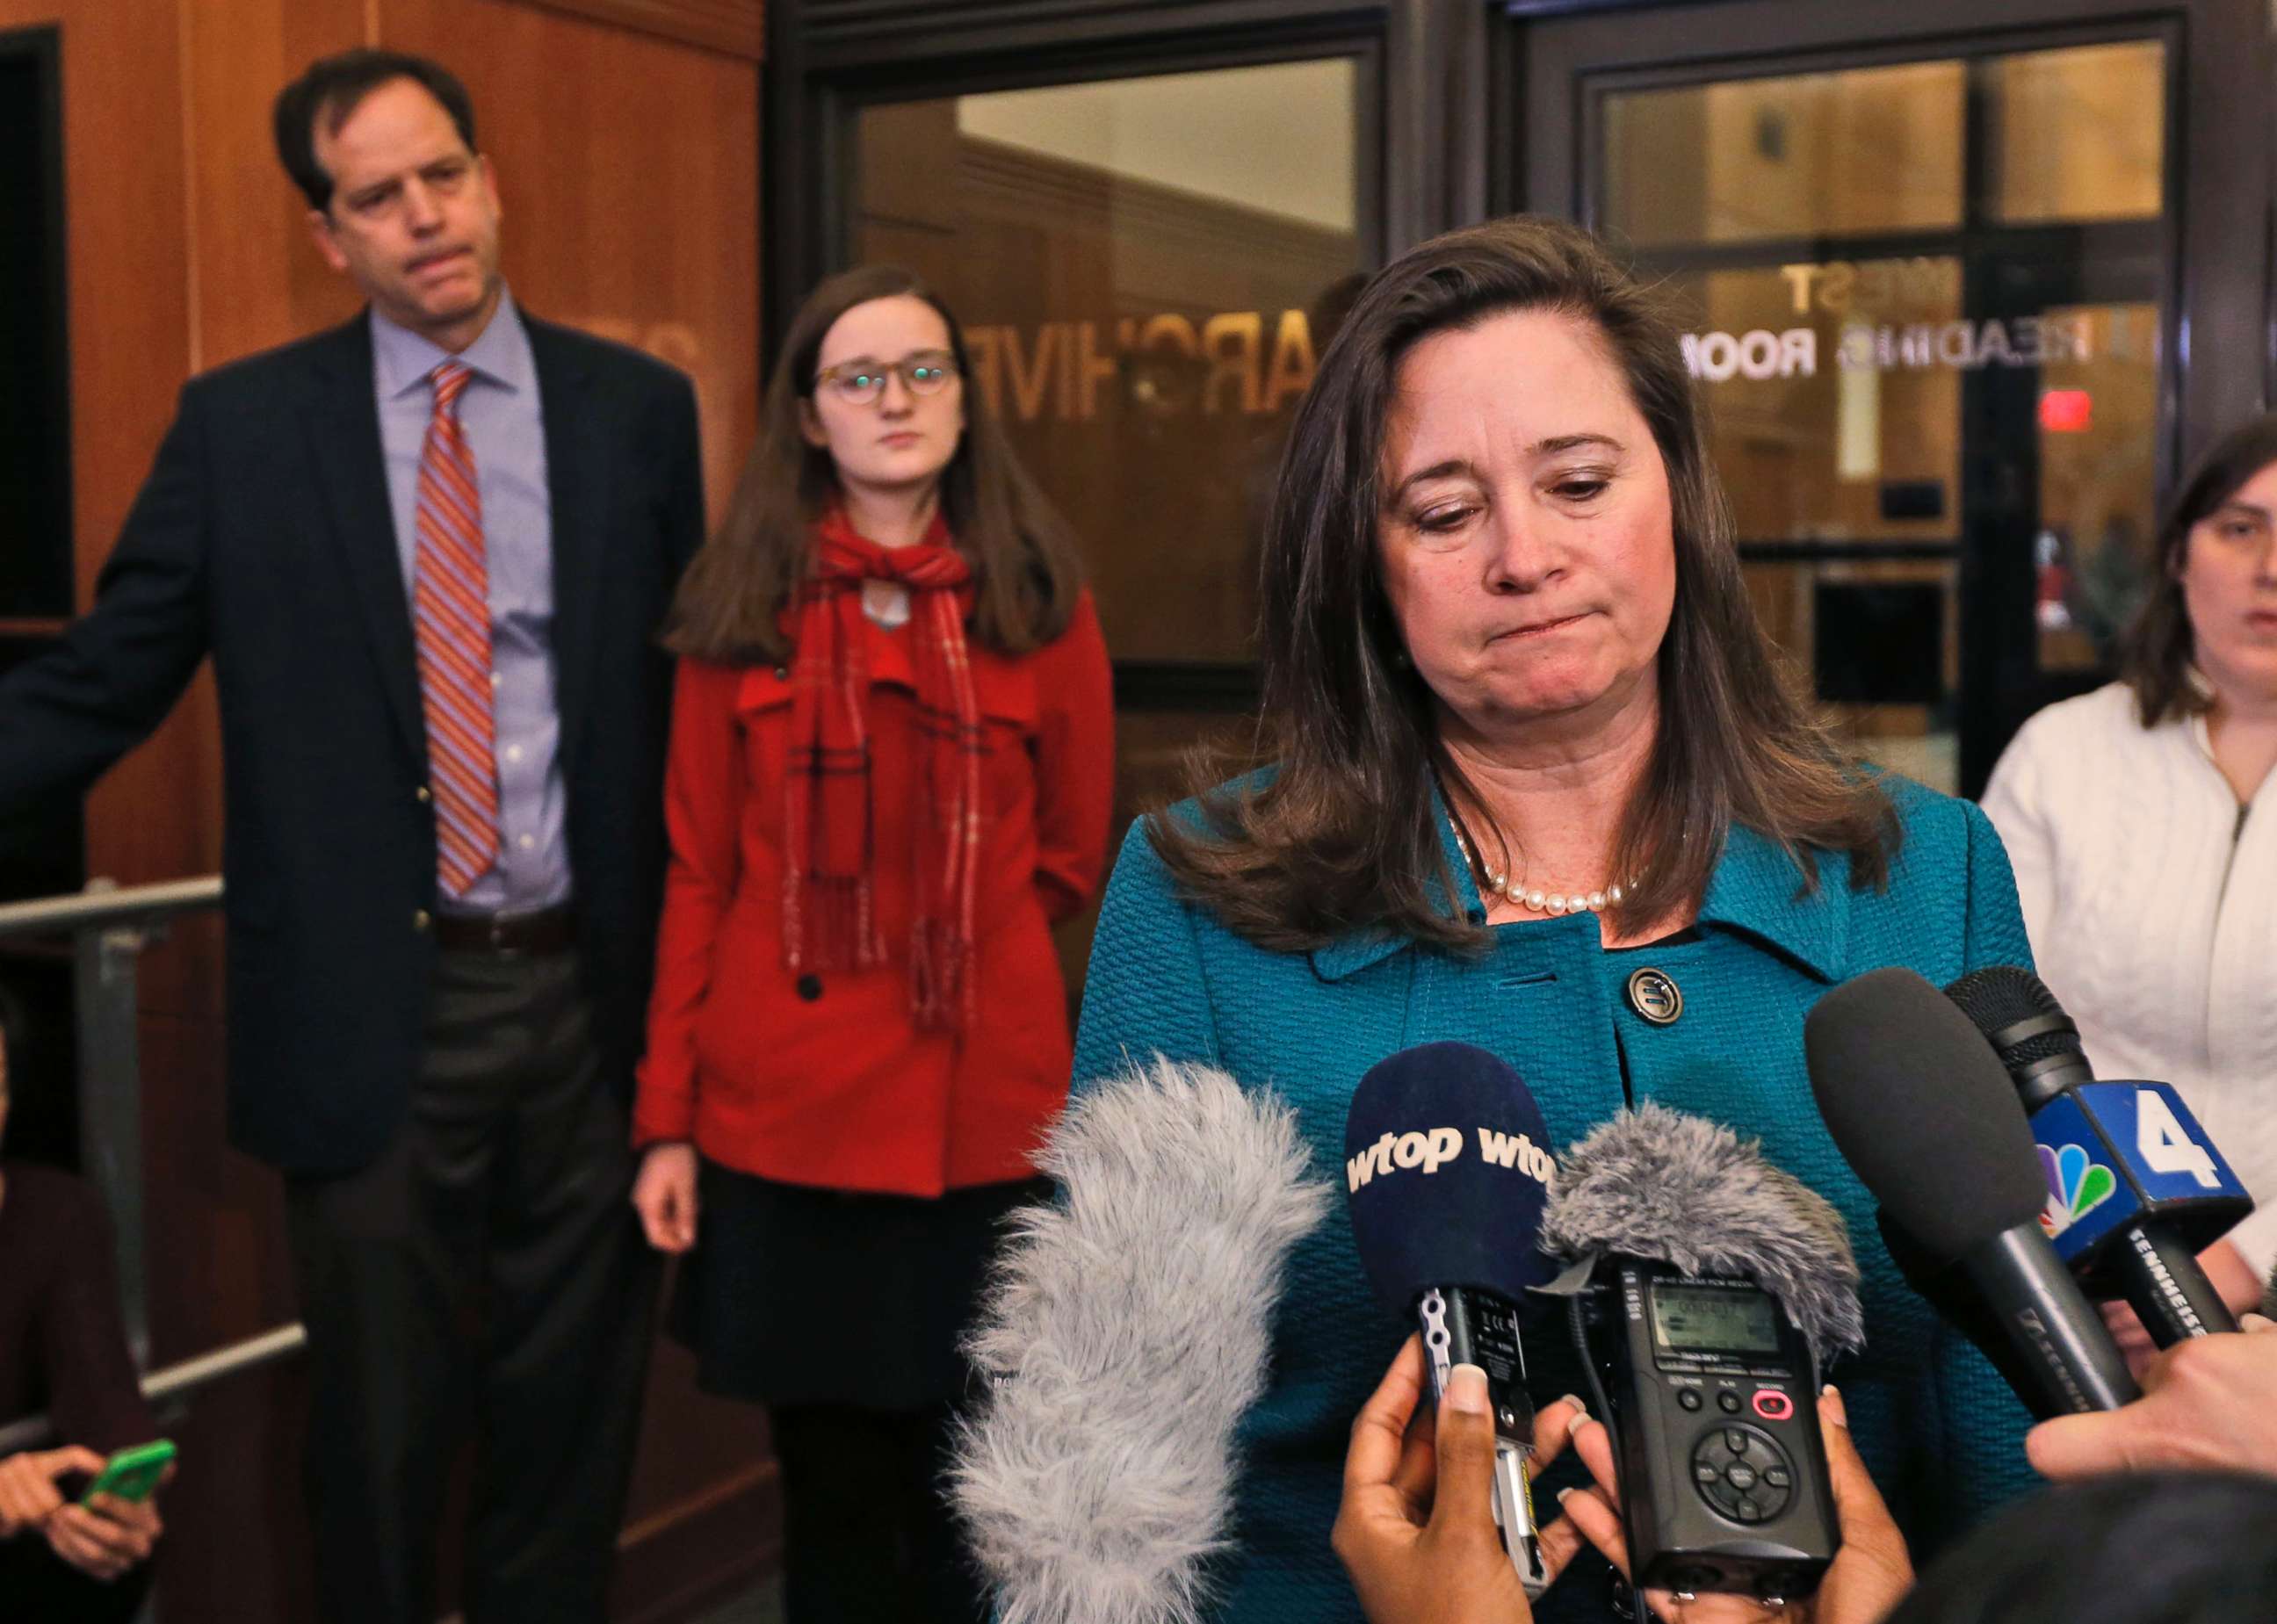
2038, 1142, 2117, 1239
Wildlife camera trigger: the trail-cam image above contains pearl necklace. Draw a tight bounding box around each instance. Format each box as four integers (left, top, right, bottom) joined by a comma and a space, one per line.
1452, 824, 1636, 918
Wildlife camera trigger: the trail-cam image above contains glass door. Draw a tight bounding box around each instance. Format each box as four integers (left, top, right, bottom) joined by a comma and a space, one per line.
835, 44, 1383, 978
1517, 12, 2189, 795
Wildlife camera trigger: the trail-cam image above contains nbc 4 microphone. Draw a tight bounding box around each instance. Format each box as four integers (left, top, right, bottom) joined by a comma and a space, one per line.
1343, 1042, 1559, 1596
1946, 966, 2251, 1345
1539, 1104, 1854, 1604
1805, 967, 2139, 1418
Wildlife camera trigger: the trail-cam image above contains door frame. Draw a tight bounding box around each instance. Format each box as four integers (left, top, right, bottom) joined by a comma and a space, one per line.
1498, 0, 2272, 790
1502, 0, 2269, 472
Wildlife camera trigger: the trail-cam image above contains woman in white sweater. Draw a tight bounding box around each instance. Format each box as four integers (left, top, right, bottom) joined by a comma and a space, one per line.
1983, 414, 2277, 1348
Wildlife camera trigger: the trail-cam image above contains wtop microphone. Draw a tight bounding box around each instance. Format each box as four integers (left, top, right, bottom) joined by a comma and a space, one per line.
1343, 1042, 1559, 1596
1805, 967, 2139, 1418
1946, 966, 2250, 1344
1540, 1104, 1856, 1604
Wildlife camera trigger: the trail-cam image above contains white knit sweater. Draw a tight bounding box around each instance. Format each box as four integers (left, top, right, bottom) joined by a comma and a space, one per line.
1982, 682, 2277, 1276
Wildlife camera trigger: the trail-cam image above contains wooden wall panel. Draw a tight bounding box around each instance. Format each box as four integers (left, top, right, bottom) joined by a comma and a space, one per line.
526, 0, 764, 60
385, 0, 763, 528
6, 1, 769, 1618
183, 0, 369, 373
0, 0, 206, 930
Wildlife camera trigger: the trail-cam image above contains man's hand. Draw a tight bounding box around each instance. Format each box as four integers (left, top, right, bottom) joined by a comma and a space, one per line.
45, 1490, 163, 1583
632, 1141, 699, 1253
1333, 1334, 1590, 1624
2028, 1313, 2277, 1480
0, 1447, 105, 1540
1558, 1386, 1913, 1624
2101, 1244, 2265, 1378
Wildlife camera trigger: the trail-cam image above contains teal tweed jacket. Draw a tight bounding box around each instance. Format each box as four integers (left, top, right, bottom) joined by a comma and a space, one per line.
1070, 776, 2042, 1623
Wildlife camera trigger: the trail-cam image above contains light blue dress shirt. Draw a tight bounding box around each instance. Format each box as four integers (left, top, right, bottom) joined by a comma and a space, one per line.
372, 290, 571, 916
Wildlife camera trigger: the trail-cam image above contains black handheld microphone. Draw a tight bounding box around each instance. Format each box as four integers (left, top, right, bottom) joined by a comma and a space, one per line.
1344, 1042, 1559, 1596
1946, 967, 2249, 1345
1540, 1104, 1854, 1604
1805, 967, 2139, 1418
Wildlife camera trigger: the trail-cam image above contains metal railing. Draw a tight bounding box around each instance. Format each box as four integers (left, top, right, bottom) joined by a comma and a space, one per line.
0, 876, 305, 1462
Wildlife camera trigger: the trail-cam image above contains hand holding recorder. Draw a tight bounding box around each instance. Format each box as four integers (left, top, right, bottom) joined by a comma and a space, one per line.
1556, 1383, 1913, 1624
1334, 1346, 1914, 1624
1334, 1336, 1590, 1624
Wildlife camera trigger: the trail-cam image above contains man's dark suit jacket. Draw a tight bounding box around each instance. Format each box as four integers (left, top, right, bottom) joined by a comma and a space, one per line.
0, 312, 704, 1174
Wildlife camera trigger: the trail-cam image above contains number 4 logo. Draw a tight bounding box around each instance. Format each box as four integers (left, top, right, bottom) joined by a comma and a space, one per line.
2136, 1089, 2222, 1189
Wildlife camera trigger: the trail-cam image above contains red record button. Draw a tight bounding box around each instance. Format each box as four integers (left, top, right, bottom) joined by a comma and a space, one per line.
1752, 1389, 1795, 1422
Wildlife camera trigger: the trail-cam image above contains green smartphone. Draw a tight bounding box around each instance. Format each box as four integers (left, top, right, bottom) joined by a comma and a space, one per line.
80, 1439, 176, 1505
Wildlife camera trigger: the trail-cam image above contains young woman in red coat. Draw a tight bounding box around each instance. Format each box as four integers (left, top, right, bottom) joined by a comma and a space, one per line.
631, 265, 1114, 1621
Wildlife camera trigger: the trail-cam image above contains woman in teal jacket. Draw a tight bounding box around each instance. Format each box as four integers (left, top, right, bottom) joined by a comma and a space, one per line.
1066, 218, 2040, 1624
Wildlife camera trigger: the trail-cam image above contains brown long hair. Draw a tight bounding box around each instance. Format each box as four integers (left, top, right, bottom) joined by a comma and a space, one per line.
665, 265, 1083, 663
1151, 216, 1898, 952
2120, 411, 2277, 726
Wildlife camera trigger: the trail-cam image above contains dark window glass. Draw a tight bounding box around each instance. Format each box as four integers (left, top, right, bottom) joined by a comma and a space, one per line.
853, 61, 1367, 667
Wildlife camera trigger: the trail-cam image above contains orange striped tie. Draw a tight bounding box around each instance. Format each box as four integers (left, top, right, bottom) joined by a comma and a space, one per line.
412, 359, 499, 898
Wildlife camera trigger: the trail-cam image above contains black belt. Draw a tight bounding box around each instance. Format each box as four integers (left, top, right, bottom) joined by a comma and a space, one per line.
433, 904, 577, 956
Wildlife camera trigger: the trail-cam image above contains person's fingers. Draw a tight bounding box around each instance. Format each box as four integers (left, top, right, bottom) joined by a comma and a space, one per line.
1424, 1363, 1504, 1553
646, 1180, 688, 1253
1818, 1388, 1911, 1576
2240, 1312, 2275, 1333
0, 1457, 67, 1524
1818, 1388, 1887, 1528
1386, 1409, 1437, 1513
46, 1509, 130, 1581
0, 1470, 42, 1532
632, 1185, 669, 1250
1529, 1394, 1585, 1476
1555, 1483, 1633, 1580
1331, 1339, 1433, 1584
60, 1499, 143, 1559
673, 1173, 699, 1248
1346, 1335, 1426, 1496
1534, 1509, 1587, 1584
1376, 1340, 1440, 1511
1569, 1411, 1623, 1503
38, 1446, 109, 1480
1519, 1400, 1591, 1584
2024, 1409, 2125, 1480
2100, 1302, 2156, 1374
86, 1493, 163, 1555
659, 1195, 693, 1252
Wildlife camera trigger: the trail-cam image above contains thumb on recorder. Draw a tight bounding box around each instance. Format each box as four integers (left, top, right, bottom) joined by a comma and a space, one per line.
1334, 1335, 1590, 1624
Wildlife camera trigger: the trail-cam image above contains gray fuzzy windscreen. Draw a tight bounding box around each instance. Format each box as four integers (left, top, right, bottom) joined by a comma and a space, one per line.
949, 1057, 1332, 1624
1541, 1103, 1866, 1364
2263, 1260, 2277, 1323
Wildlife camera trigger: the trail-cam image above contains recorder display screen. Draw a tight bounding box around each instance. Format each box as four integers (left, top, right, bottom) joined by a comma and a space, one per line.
1650, 1283, 1781, 1355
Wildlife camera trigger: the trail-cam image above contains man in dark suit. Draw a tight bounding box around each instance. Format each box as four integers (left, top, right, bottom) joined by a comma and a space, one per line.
0, 50, 702, 1622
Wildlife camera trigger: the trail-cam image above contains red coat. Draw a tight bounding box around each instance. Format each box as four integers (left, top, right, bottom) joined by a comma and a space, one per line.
634, 590, 1115, 1195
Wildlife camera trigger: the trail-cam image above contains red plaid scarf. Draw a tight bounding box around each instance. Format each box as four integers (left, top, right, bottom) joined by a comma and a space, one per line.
782, 507, 984, 1029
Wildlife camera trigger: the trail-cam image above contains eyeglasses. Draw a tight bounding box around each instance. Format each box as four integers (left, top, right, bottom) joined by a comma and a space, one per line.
813, 350, 960, 406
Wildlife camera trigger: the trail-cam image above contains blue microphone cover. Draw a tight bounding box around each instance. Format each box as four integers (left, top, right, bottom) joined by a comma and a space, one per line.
1343, 1042, 1558, 1315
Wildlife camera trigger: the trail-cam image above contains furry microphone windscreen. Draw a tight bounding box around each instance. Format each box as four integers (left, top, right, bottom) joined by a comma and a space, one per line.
1541, 1102, 1866, 1365
949, 1056, 1333, 1624
2264, 1260, 2277, 1323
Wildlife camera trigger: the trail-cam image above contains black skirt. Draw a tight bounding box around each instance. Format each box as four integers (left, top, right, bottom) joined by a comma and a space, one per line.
669, 1157, 1054, 1413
